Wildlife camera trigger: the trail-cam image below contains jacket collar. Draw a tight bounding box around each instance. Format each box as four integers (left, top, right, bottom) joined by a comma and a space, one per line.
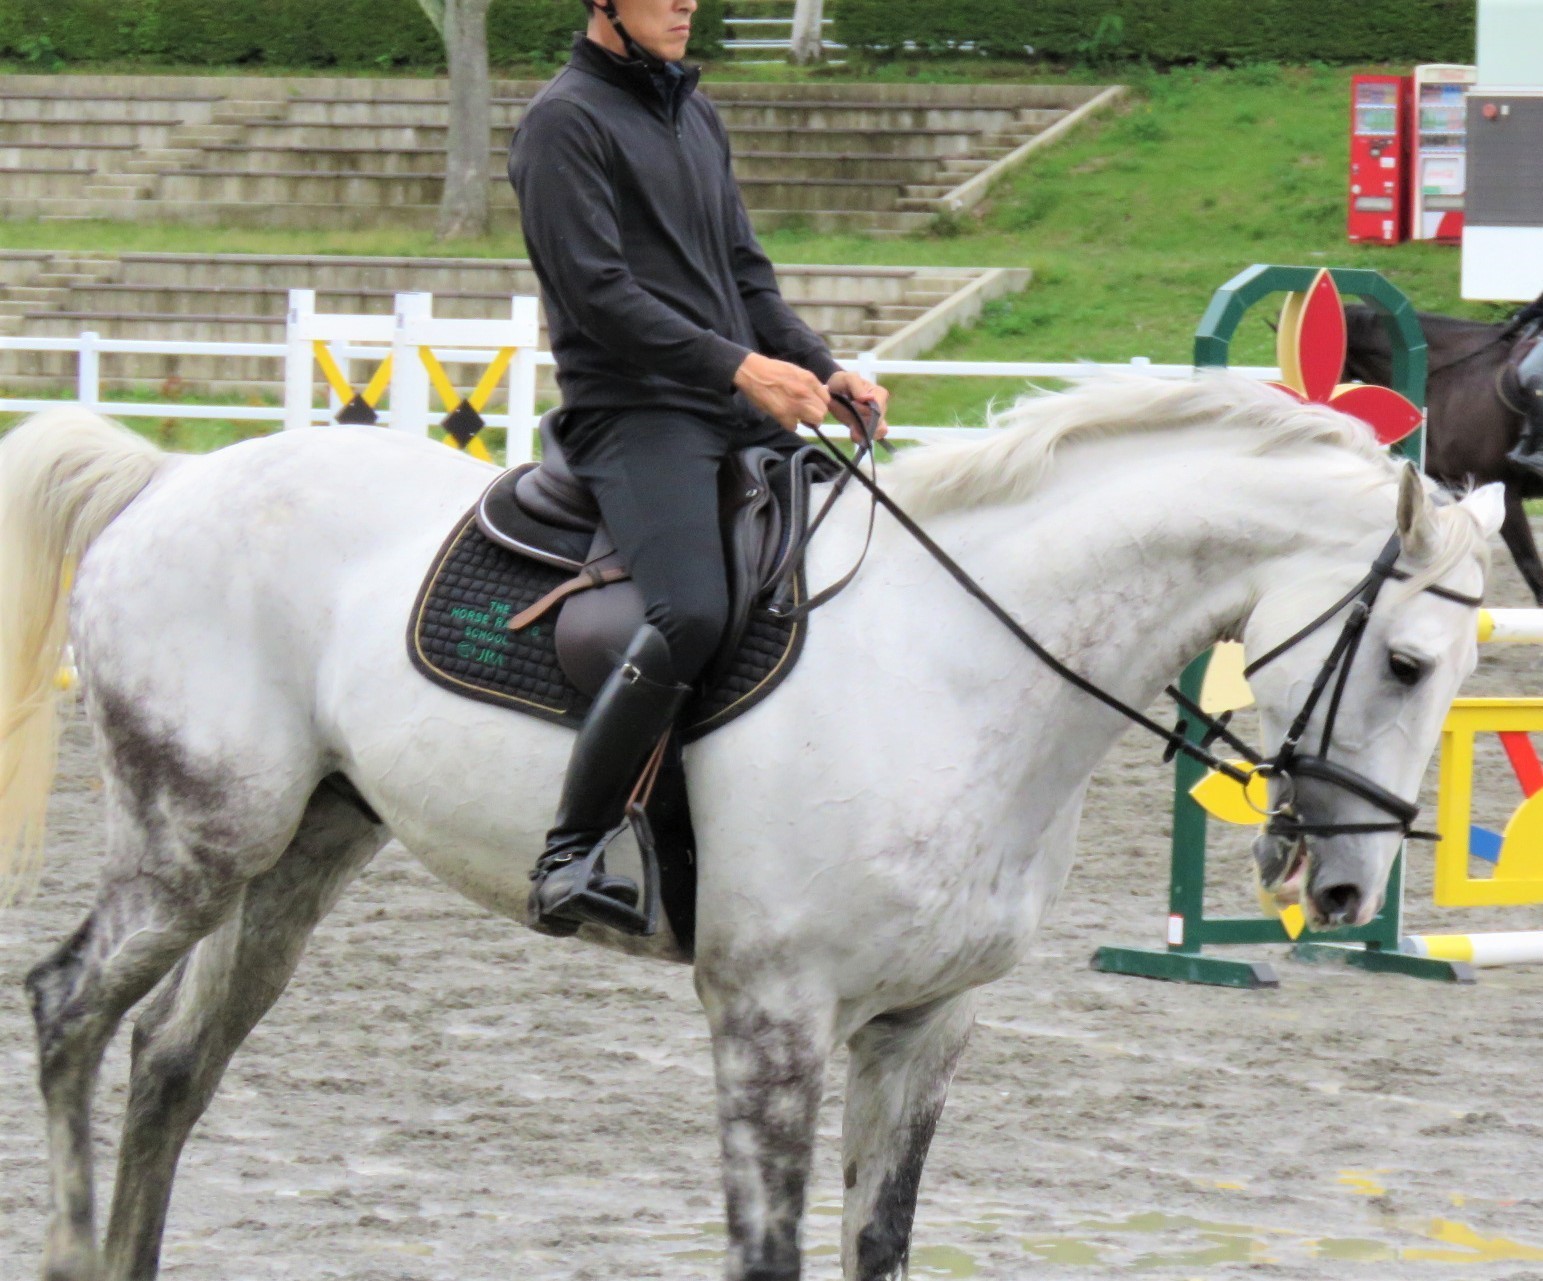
568, 34, 700, 116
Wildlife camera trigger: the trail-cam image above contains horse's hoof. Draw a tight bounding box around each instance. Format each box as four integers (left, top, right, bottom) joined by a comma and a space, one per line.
42, 1243, 100, 1281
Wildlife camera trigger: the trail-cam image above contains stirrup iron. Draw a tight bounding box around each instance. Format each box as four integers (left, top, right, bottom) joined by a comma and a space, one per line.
530, 818, 661, 937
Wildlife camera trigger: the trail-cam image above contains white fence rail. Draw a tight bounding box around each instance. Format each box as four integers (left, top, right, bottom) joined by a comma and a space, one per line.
724, 16, 845, 54
0, 291, 1286, 453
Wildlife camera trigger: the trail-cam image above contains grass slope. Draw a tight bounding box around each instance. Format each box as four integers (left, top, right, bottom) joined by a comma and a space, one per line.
0, 61, 1513, 441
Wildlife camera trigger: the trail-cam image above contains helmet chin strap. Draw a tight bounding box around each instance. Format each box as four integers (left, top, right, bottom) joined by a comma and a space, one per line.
588, 0, 669, 71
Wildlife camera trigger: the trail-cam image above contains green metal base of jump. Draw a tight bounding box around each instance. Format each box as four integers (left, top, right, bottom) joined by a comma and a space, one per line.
1091, 945, 1280, 989
1091, 941, 1476, 989
1291, 941, 1476, 984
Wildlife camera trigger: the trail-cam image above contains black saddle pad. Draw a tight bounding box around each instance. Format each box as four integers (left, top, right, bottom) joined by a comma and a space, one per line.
407, 508, 809, 741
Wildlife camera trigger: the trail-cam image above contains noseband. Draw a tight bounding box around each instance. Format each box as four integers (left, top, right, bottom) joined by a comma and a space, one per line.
804, 411, 1481, 846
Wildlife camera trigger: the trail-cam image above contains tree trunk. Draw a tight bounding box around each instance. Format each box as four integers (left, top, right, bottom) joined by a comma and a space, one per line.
436, 0, 491, 240
789, 0, 824, 65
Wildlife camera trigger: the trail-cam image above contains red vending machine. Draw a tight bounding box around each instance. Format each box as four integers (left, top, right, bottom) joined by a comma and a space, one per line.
1349, 74, 1412, 243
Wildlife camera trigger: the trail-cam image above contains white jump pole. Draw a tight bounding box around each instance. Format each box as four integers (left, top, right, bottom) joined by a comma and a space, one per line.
1402, 932, 1543, 966
1479, 608, 1543, 644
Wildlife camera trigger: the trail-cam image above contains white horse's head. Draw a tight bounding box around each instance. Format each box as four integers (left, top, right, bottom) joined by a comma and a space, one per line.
1244, 464, 1503, 929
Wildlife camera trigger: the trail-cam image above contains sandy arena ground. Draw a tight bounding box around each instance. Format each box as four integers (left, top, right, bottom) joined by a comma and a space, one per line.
4, 527, 1543, 1281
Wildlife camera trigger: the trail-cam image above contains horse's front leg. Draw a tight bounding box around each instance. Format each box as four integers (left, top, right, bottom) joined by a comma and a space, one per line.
840, 993, 976, 1281
699, 969, 835, 1281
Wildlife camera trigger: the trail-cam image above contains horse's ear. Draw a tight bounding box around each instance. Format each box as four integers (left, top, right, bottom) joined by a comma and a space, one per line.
1460, 482, 1507, 539
1396, 461, 1440, 562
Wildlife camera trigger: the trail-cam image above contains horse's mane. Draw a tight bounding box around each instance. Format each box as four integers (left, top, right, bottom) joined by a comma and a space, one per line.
887, 369, 1387, 515
884, 369, 1488, 596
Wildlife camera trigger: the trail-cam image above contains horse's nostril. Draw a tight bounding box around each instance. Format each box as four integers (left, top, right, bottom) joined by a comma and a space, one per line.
1315, 883, 1362, 924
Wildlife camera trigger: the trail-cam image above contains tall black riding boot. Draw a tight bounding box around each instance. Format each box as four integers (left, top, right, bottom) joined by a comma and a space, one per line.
528, 623, 690, 937
1506, 391, 1543, 480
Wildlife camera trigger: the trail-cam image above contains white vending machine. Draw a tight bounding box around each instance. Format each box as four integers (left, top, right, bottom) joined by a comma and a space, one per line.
1410, 63, 1475, 242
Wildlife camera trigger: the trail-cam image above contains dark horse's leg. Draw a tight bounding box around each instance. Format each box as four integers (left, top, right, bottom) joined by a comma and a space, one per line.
1500, 486, 1543, 605
100, 784, 386, 1280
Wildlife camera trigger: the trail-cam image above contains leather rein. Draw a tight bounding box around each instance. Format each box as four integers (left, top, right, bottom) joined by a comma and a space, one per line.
785, 393, 1482, 846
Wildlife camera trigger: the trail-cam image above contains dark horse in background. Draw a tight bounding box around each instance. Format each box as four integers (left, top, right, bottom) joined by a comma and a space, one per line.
1345, 303, 1543, 602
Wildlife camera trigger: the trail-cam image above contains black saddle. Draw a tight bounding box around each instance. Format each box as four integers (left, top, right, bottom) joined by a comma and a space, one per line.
476, 411, 840, 695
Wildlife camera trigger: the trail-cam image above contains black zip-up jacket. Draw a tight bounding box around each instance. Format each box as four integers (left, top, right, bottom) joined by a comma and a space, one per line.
507, 36, 839, 431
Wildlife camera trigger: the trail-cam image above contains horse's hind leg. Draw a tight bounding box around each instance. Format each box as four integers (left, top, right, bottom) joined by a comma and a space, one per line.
27, 695, 322, 1281
840, 993, 976, 1281
27, 854, 246, 1281
100, 783, 386, 1281
1500, 486, 1543, 605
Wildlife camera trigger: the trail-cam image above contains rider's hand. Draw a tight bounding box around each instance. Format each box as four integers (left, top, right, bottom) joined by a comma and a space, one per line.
828, 371, 890, 444
734, 352, 830, 431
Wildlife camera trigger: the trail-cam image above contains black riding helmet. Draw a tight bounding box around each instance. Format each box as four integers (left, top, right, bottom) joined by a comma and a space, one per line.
582, 0, 670, 71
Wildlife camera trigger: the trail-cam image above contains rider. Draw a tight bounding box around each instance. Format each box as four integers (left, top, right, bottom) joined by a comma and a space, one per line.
1503, 292, 1543, 478
507, 0, 889, 936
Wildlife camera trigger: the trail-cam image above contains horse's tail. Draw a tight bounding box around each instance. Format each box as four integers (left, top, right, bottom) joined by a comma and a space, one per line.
0, 406, 165, 905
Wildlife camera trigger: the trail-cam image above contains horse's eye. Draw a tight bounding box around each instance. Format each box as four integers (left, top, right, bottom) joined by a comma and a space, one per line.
1388, 652, 1424, 687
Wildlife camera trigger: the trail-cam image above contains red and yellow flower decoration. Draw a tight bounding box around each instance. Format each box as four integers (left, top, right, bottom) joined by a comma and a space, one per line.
1269, 269, 1423, 447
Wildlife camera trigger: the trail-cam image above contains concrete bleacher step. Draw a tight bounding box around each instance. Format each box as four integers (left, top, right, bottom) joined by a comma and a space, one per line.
81, 182, 152, 201
825, 333, 885, 353
0, 75, 1115, 235
121, 148, 204, 172
213, 99, 289, 121
936, 157, 994, 178
745, 208, 935, 234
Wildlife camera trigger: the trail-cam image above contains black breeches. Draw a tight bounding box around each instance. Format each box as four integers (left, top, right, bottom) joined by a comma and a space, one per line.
563, 408, 799, 684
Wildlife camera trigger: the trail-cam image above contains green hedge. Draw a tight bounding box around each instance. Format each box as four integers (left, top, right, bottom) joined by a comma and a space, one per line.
0, 0, 725, 67
833, 0, 1474, 65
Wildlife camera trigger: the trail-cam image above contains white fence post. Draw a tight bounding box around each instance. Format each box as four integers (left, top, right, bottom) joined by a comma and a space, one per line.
76, 331, 101, 413
507, 296, 540, 465
283, 290, 317, 430
390, 292, 434, 436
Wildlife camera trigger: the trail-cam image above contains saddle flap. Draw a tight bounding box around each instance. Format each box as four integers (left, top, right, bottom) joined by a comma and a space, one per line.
555, 528, 644, 696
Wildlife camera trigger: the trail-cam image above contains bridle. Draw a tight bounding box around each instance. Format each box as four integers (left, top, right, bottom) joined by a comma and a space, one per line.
801, 394, 1483, 847
1173, 532, 1481, 843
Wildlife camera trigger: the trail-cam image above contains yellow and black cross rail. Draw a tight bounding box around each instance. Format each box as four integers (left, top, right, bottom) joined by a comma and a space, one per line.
419, 346, 515, 463
312, 341, 393, 425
